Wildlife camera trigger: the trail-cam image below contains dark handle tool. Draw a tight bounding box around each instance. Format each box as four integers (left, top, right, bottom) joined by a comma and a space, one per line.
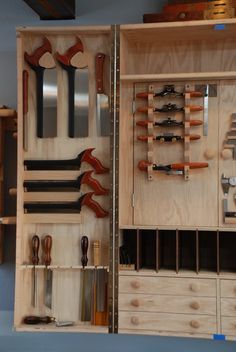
81, 235, 89, 268
137, 104, 203, 113
24, 170, 109, 195
43, 235, 52, 266
137, 134, 201, 142
24, 192, 109, 218
24, 316, 55, 325
32, 235, 40, 265
138, 160, 208, 172
56, 38, 84, 138
24, 148, 109, 174
136, 119, 203, 128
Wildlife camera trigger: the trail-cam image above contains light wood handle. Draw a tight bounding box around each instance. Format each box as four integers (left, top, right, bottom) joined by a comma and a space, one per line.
93, 240, 101, 267
131, 281, 141, 289
0, 216, 16, 225
190, 320, 200, 329
190, 301, 200, 310
131, 316, 140, 325
130, 299, 140, 307
189, 283, 200, 292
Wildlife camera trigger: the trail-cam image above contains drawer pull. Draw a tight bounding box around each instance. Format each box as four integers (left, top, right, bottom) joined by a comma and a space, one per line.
189, 283, 200, 292
131, 281, 140, 289
190, 301, 200, 310
190, 320, 200, 329
131, 316, 140, 325
131, 299, 140, 307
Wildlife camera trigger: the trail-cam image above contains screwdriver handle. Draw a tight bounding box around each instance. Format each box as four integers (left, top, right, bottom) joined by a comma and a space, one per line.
31, 235, 40, 265
24, 315, 55, 325
43, 235, 52, 266
81, 235, 88, 268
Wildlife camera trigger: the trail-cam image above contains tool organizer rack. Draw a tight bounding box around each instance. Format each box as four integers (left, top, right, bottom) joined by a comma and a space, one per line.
15, 19, 236, 338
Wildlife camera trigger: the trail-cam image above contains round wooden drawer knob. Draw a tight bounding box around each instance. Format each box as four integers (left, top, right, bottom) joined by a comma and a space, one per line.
190, 320, 200, 329
189, 283, 200, 292
131, 316, 140, 325
190, 301, 200, 310
131, 281, 140, 289
131, 299, 140, 307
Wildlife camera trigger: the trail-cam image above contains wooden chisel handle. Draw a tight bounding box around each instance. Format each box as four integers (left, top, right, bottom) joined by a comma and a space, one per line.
81, 235, 89, 268
56, 37, 84, 66
32, 235, 40, 265
171, 162, 209, 170
24, 316, 55, 324
24, 37, 52, 67
43, 235, 52, 266
96, 53, 105, 94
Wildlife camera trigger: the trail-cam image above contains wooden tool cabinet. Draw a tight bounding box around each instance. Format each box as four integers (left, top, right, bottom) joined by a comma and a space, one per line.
15, 19, 236, 339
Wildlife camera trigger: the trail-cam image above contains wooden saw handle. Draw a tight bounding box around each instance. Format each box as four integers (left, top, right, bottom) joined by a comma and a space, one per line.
24, 37, 52, 67
56, 37, 84, 66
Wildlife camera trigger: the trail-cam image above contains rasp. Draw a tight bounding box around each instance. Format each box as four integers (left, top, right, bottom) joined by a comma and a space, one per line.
31, 235, 40, 308
136, 118, 203, 128
137, 103, 203, 113
43, 235, 53, 309
24, 37, 57, 138
95, 53, 110, 136
138, 160, 208, 174
56, 37, 89, 138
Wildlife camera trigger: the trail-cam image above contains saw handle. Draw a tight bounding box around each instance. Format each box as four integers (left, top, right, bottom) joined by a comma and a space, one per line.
56, 37, 84, 66
81, 236, 89, 268
43, 235, 52, 266
80, 192, 109, 218
80, 148, 109, 174
24, 37, 52, 67
24, 316, 54, 325
96, 53, 105, 94
79, 171, 109, 195
31, 235, 40, 266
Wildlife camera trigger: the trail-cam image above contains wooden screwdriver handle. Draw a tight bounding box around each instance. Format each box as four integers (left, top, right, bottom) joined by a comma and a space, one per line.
32, 235, 40, 265
81, 236, 89, 268
43, 235, 52, 266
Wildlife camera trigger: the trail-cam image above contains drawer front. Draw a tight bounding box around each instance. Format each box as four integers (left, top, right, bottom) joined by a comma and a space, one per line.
119, 311, 216, 334
119, 293, 216, 315
221, 280, 236, 298
222, 317, 236, 335
119, 276, 216, 297
221, 298, 236, 317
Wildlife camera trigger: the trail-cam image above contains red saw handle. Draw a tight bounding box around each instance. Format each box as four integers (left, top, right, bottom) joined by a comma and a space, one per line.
81, 148, 109, 174
80, 170, 109, 195
43, 235, 52, 266
81, 192, 109, 218
24, 37, 52, 67
136, 91, 203, 99
171, 162, 208, 170
56, 37, 84, 66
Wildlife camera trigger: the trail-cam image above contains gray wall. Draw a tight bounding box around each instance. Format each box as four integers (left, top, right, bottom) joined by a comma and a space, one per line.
0, 0, 235, 351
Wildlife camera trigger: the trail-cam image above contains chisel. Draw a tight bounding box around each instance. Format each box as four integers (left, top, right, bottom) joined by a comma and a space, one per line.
81, 236, 93, 322
136, 118, 203, 128
31, 235, 40, 307
137, 103, 203, 113
136, 85, 203, 98
96, 53, 110, 136
137, 134, 200, 142
138, 160, 208, 174
43, 235, 53, 309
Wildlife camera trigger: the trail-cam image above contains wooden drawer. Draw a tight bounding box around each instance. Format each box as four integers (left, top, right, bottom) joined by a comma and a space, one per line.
119, 311, 216, 334
119, 293, 216, 315
222, 317, 236, 335
119, 276, 216, 297
221, 298, 236, 317
221, 280, 236, 298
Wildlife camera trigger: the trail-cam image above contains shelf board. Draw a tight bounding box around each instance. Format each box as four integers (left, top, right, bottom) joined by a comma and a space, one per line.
120, 71, 236, 82
23, 213, 81, 224
19, 265, 108, 270
15, 323, 108, 333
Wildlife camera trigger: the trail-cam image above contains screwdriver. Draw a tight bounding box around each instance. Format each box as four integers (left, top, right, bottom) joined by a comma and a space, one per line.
42, 235, 53, 309
31, 235, 40, 307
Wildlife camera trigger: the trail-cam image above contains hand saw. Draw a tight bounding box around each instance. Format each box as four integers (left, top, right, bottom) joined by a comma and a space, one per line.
56, 37, 89, 138
24, 37, 57, 138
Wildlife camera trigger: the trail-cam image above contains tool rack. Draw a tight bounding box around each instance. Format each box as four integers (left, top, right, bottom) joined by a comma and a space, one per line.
15, 19, 236, 339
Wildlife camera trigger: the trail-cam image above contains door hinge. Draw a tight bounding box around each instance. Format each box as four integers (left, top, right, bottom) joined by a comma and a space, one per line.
132, 193, 135, 207
132, 100, 136, 115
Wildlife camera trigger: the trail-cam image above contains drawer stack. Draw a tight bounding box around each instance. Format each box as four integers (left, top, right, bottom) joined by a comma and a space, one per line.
119, 275, 217, 335
221, 279, 236, 336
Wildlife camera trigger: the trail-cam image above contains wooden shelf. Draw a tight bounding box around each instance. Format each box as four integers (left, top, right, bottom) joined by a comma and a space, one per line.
19, 265, 109, 270
23, 214, 82, 224
15, 323, 108, 333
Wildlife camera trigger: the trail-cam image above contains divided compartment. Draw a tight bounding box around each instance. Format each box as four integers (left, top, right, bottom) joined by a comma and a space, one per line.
158, 230, 176, 272
198, 231, 218, 273
219, 231, 236, 273
178, 230, 197, 272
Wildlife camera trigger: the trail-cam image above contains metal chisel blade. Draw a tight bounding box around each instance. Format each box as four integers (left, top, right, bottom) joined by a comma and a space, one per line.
74, 67, 89, 137
45, 269, 53, 309
43, 68, 57, 138
96, 269, 107, 312
81, 269, 94, 321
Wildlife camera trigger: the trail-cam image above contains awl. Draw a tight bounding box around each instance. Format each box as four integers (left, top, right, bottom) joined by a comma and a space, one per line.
31, 235, 40, 307
96, 53, 110, 136
43, 235, 53, 309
